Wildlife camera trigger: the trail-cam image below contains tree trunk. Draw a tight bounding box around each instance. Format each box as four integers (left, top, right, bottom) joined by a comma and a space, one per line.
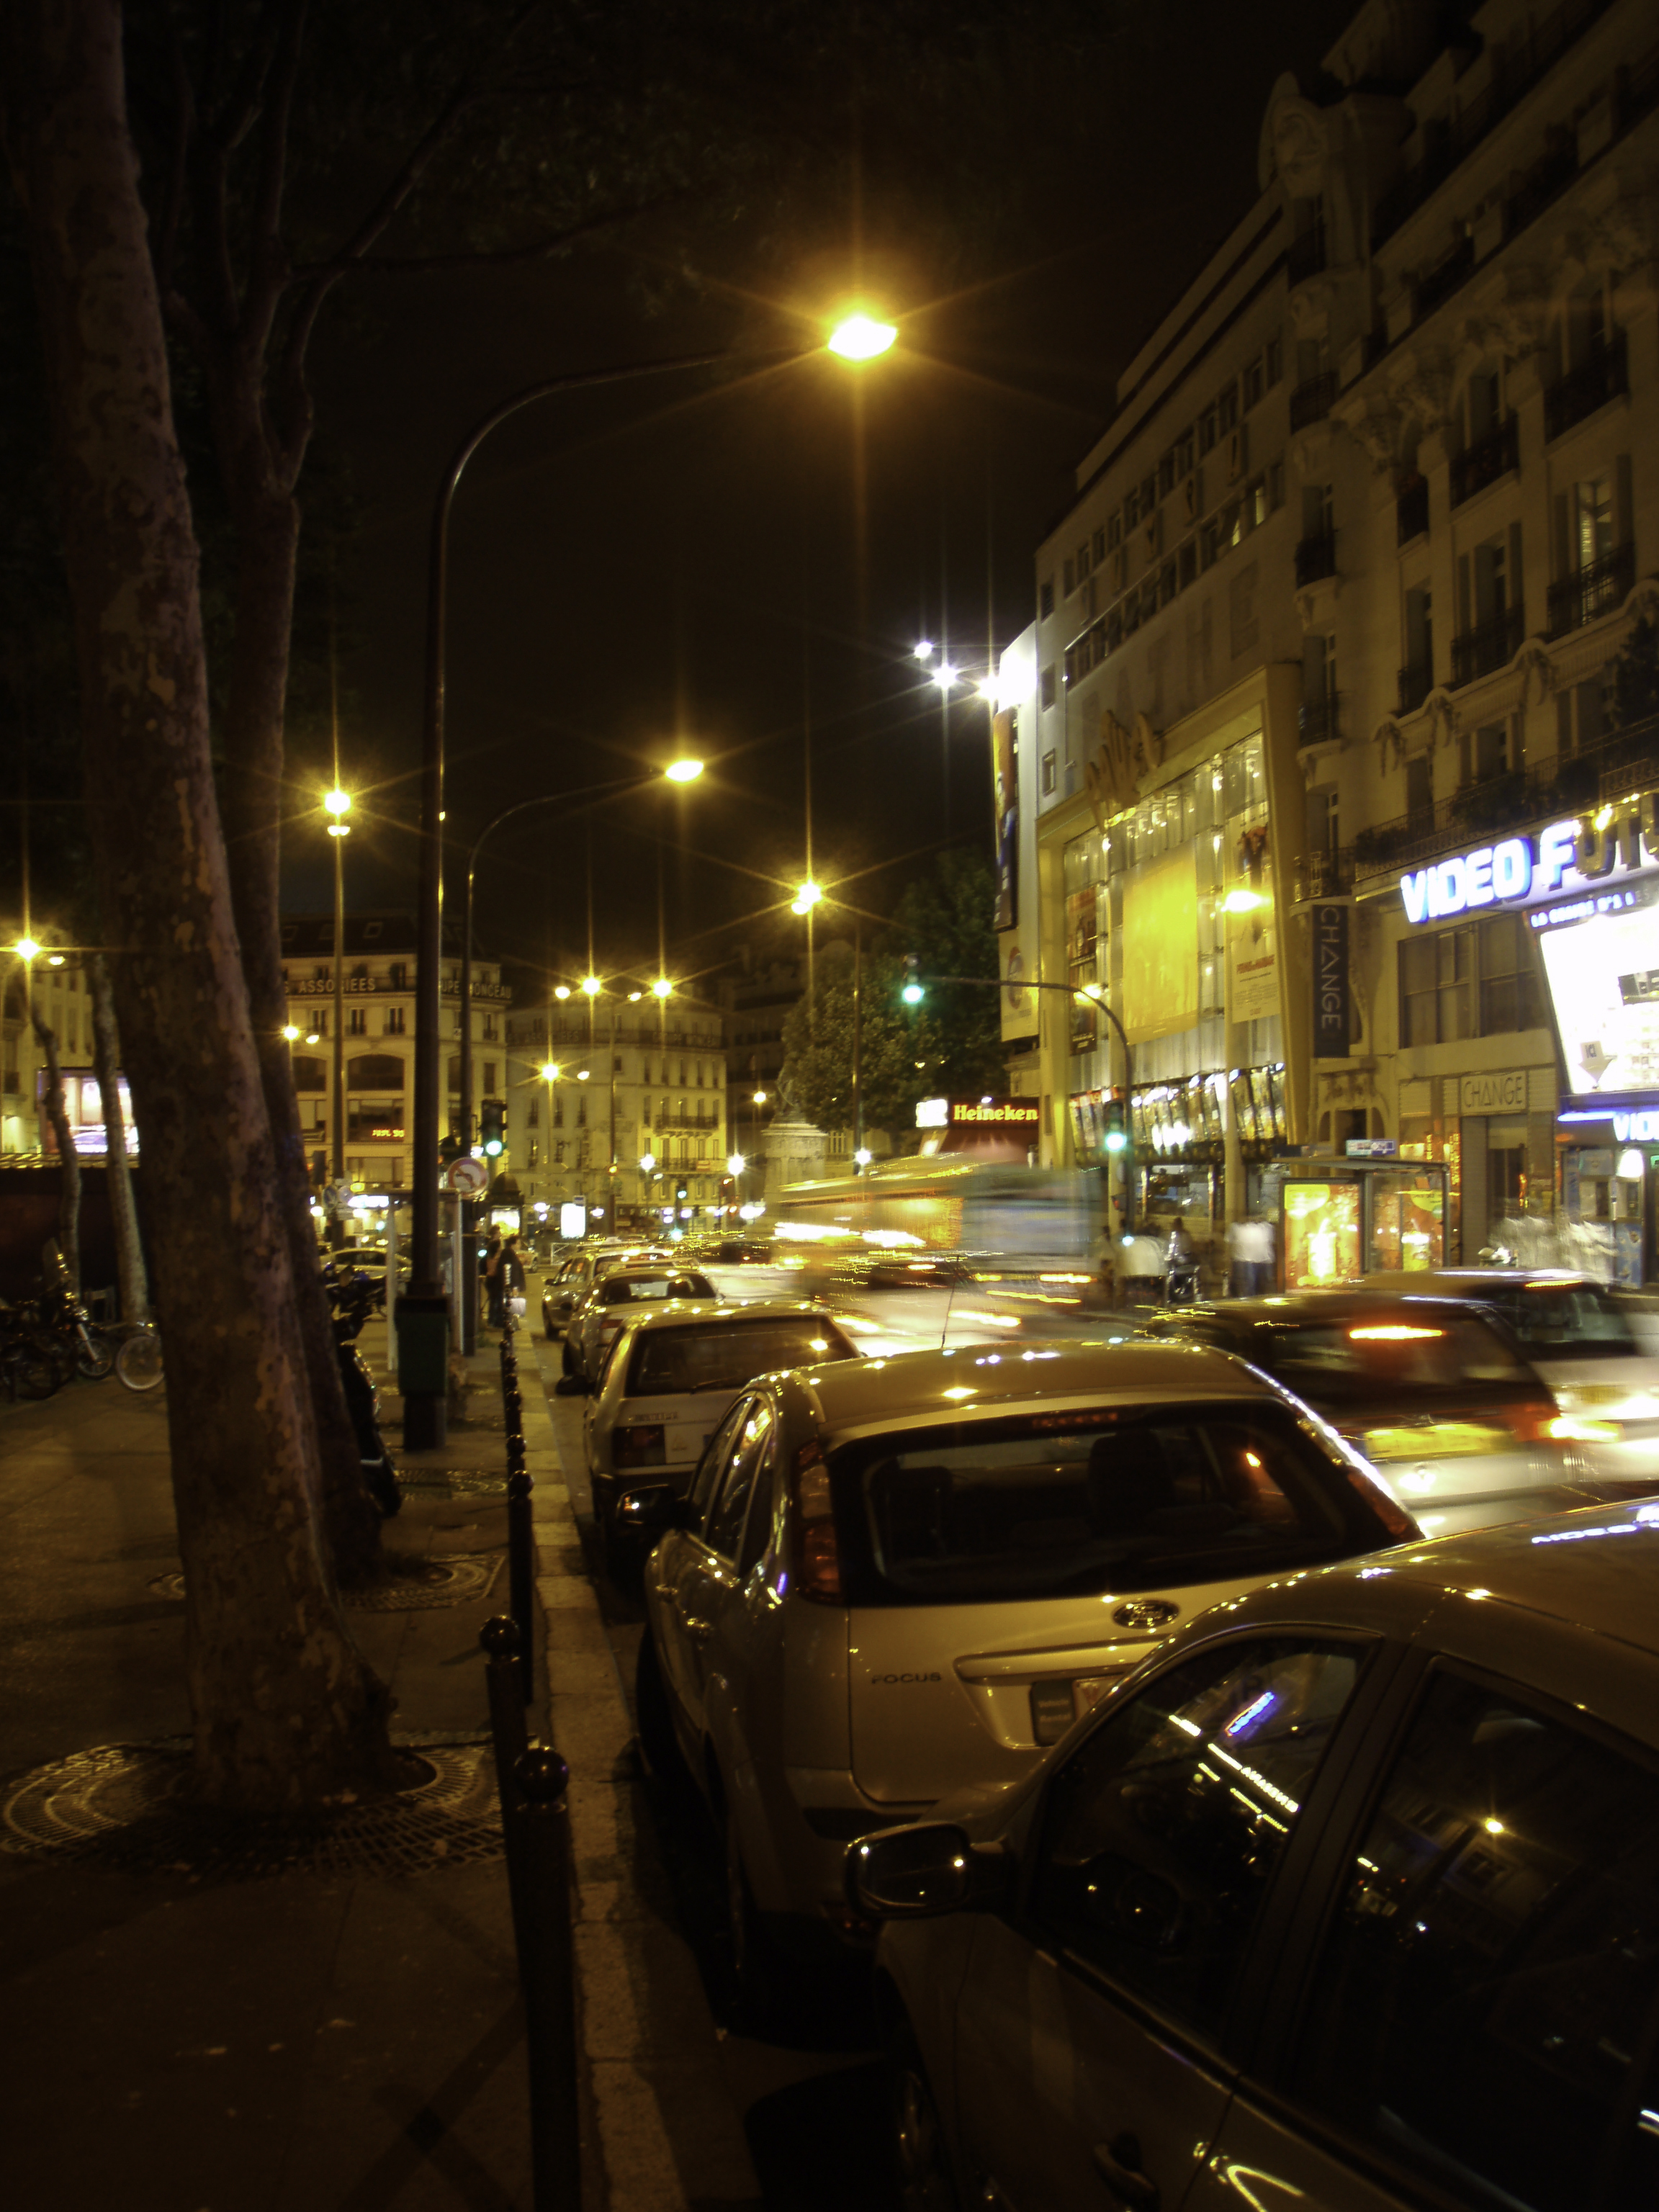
87, 953, 149, 1325
30, 1012, 80, 1286
209, 369, 383, 1583
0, 0, 394, 1807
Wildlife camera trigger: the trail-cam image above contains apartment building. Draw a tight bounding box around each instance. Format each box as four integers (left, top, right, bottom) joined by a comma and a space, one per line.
2, 953, 127, 1160
505, 993, 729, 1226
1286, 0, 1659, 1274
279, 912, 507, 1192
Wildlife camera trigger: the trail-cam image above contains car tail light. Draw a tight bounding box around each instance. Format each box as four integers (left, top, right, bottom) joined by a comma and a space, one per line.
613, 1424, 665, 1469
1547, 1414, 1623, 1444
1504, 1399, 1569, 1446
788, 1438, 842, 1604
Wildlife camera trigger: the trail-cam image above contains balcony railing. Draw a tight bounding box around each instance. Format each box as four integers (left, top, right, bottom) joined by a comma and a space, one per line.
1398, 659, 1434, 714
1352, 711, 1659, 878
1450, 603, 1524, 687
1288, 370, 1337, 431
1295, 846, 1354, 902
1449, 414, 1519, 507
1298, 693, 1341, 748
1396, 477, 1429, 544
1505, 138, 1578, 239
1414, 235, 1474, 323
1295, 530, 1337, 588
1545, 329, 1629, 440
1287, 224, 1328, 285
1548, 543, 1635, 636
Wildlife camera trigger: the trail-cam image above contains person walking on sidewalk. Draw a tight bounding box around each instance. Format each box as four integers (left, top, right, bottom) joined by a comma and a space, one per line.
498, 1235, 526, 1326
482, 1227, 504, 1326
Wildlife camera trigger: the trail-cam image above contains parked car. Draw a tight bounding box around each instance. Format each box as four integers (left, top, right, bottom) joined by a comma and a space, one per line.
623, 1336, 1416, 2008
1362, 1269, 1659, 1485
564, 1263, 719, 1382
539, 1244, 667, 1341
851, 1494, 1659, 2212
586, 1298, 857, 1544
1143, 1290, 1648, 1537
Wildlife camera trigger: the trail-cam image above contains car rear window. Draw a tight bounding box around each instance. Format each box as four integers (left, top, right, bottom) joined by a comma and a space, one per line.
1477, 1282, 1637, 1358
1256, 1312, 1529, 1402
625, 1316, 853, 1398
829, 1401, 1377, 1607
601, 1272, 712, 1305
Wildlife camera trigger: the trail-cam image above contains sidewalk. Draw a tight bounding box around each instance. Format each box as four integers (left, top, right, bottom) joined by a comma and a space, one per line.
0, 1319, 757, 2211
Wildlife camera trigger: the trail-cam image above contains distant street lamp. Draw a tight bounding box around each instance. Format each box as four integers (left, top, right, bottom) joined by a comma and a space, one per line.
324, 786, 351, 1239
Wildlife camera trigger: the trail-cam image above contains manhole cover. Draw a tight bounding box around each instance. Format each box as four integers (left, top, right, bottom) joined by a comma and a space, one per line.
148, 1553, 503, 1613
1, 1736, 502, 1879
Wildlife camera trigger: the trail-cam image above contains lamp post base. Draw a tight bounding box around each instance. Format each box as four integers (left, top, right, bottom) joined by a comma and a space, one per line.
403, 1388, 447, 1452
395, 1290, 451, 1450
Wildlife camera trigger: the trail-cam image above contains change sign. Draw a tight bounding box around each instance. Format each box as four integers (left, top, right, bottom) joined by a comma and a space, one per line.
1312, 904, 1350, 1058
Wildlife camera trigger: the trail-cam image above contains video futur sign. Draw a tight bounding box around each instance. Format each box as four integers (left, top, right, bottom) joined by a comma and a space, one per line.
1400, 809, 1659, 925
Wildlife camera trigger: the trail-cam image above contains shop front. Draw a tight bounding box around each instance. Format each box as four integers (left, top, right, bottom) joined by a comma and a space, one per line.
1393, 795, 1659, 1281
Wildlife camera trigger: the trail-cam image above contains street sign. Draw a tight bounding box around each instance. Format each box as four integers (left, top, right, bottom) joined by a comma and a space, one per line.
444, 1155, 487, 1194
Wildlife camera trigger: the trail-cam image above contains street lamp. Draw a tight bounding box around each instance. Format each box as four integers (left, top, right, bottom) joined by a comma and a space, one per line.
324, 786, 351, 1244
403, 326, 897, 1447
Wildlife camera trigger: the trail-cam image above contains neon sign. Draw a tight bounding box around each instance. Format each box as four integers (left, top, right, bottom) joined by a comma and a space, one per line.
1401, 814, 1659, 925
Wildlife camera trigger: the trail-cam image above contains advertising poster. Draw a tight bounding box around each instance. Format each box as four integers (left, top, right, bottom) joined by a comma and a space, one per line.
1226, 898, 1278, 1027
1534, 881, 1659, 1095
1066, 882, 1099, 1053
991, 709, 1018, 932
1123, 846, 1199, 1042
1282, 1181, 1361, 1288
1372, 1188, 1444, 1270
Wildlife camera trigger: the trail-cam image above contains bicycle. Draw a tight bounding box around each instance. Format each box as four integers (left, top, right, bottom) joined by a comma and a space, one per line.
114, 1323, 164, 1393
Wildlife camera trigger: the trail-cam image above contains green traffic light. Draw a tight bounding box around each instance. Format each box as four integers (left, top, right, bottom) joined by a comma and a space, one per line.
902, 982, 925, 1005
1104, 1131, 1127, 1153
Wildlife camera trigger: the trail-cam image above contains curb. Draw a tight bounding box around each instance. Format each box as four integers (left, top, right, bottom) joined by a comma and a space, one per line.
515, 1333, 762, 2212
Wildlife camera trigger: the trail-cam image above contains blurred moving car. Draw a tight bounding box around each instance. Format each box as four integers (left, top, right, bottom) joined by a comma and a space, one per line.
1362, 1269, 1659, 1485
852, 1496, 1659, 2212
564, 1263, 718, 1382
539, 1243, 668, 1341
1145, 1290, 1649, 1537
624, 1337, 1414, 2005
586, 1299, 856, 1544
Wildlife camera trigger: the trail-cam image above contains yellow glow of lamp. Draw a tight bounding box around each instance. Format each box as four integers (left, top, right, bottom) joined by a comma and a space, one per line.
828, 314, 898, 361
554, 985, 571, 1000
540, 1061, 561, 1081
727, 1154, 746, 1177
665, 759, 703, 784
652, 977, 673, 999
1221, 888, 1266, 914
324, 787, 351, 838
580, 975, 601, 997
282, 1024, 300, 1042
14, 937, 40, 961
791, 881, 822, 916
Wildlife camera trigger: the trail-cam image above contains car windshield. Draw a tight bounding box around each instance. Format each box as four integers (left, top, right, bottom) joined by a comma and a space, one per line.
1476, 1282, 1637, 1358
1254, 1312, 1529, 1403
626, 1317, 851, 1398
830, 1401, 1367, 1606
601, 1272, 714, 1305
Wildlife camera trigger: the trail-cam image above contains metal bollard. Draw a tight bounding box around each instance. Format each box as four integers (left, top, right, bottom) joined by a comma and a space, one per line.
480, 1614, 531, 1917
507, 1469, 535, 1704
514, 1743, 580, 2212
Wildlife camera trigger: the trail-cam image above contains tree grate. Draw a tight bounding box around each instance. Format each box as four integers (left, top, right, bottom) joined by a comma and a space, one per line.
148, 1552, 503, 1613
396, 1468, 509, 1499
0, 1736, 503, 1879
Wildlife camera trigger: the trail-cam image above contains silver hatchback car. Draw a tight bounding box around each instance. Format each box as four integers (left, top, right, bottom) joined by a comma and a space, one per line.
852, 1496, 1659, 2212
627, 1337, 1414, 2005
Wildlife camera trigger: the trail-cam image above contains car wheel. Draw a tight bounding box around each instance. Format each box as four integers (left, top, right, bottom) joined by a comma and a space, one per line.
634, 1633, 683, 1783
723, 1799, 789, 2028
561, 1338, 576, 1377
884, 2020, 960, 2212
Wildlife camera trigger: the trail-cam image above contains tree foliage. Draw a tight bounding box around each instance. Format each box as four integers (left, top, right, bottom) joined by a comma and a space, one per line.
779, 850, 1005, 1138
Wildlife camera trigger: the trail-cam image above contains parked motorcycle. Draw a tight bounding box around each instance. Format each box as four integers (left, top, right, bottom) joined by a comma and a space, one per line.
323, 1264, 402, 1518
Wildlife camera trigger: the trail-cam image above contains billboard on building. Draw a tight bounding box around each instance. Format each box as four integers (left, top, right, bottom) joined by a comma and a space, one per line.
1122, 846, 1198, 1042
1532, 878, 1659, 1097
991, 709, 1018, 932
993, 647, 1039, 1045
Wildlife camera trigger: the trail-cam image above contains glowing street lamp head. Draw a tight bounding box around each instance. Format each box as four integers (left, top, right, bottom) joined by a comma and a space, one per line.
580, 974, 602, 997
727, 1154, 746, 1177
752, 1089, 768, 1105
282, 1024, 300, 1042
639, 1152, 656, 1173
14, 937, 40, 961
305, 1029, 320, 1046
791, 880, 822, 917
912, 639, 935, 663
932, 661, 960, 691
1221, 888, 1267, 914
540, 1061, 561, 1082
575, 1067, 590, 1082
324, 788, 351, 817
652, 976, 673, 999
664, 758, 703, 784
827, 313, 897, 362
553, 984, 571, 1000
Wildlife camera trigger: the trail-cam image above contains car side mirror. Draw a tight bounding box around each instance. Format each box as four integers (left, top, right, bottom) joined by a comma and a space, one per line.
616, 1485, 689, 1539
846, 1822, 1010, 1921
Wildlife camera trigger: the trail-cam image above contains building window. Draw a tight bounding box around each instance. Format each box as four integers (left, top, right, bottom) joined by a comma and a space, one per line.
383, 1007, 405, 1035
1475, 912, 1545, 1035
1040, 664, 1057, 709
1243, 357, 1264, 410
483, 1061, 496, 1092
347, 1007, 367, 1035
1041, 751, 1058, 795
1399, 916, 1542, 1046
1040, 577, 1054, 619
1400, 928, 1470, 1046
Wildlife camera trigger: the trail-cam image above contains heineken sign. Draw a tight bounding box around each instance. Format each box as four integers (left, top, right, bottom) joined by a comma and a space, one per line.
1401, 810, 1659, 925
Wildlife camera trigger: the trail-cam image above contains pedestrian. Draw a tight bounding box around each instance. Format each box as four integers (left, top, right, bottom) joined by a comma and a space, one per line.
482, 1227, 503, 1326
1226, 1216, 1251, 1298
1117, 1226, 1166, 1306
498, 1234, 526, 1326
1237, 1213, 1275, 1294
1165, 1217, 1199, 1305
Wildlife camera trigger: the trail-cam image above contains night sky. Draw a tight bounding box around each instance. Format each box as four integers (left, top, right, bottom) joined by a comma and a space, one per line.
282, 0, 1358, 999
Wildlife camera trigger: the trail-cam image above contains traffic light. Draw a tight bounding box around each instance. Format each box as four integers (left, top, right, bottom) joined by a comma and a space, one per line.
1103, 1096, 1128, 1154
480, 1098, 506, 1157
901, 955, 925, 1006
675, 1180, 688, 1203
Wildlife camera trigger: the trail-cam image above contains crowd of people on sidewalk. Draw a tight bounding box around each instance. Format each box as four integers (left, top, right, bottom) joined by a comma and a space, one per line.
1103, 1212, 1277, 1308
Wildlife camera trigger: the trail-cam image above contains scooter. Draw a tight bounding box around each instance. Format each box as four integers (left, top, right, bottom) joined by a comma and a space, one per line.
325, 1265, 402, 1518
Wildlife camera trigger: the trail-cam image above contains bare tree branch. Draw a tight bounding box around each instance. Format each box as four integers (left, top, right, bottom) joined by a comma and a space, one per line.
244, 0, 307, 365
153, 13, 196, 301
294, 199, 674, 279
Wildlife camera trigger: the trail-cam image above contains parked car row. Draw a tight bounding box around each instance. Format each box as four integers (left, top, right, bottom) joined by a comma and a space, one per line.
538, 1255, 1659, 2207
